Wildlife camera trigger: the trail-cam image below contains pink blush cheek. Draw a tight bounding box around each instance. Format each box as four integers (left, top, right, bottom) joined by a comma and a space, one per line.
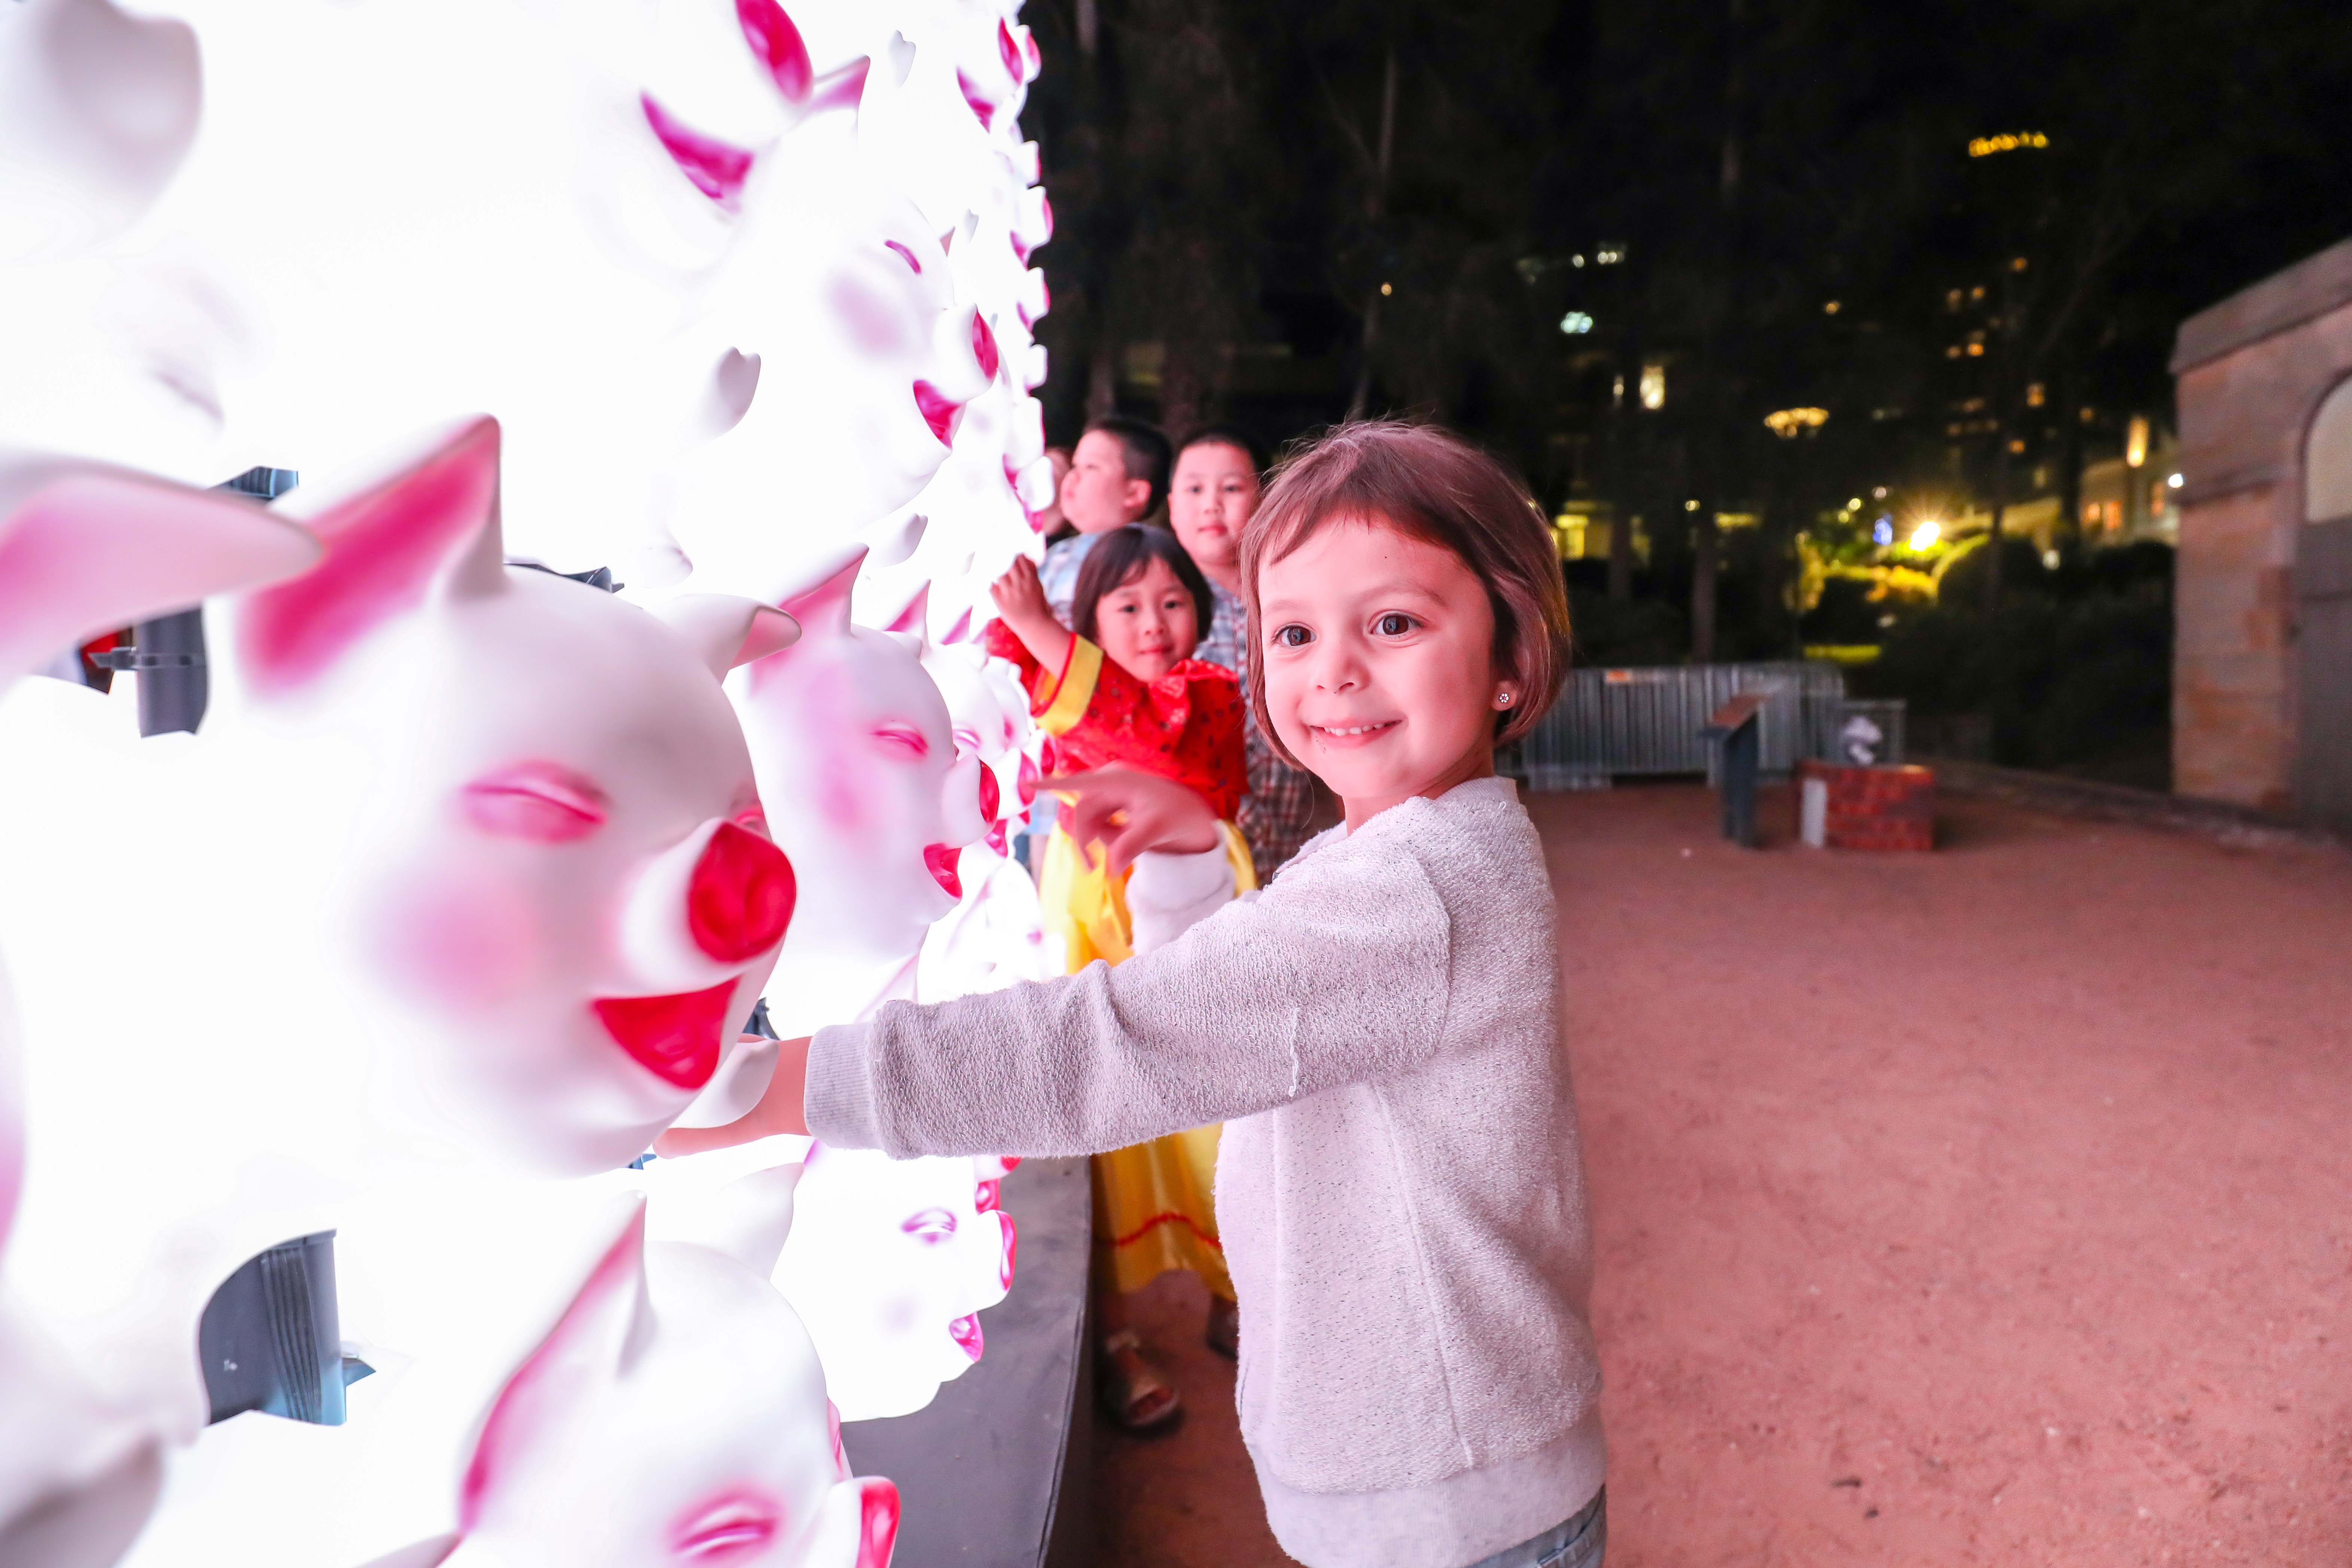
827, 271, 915, 359
814, 751, 873, 833
366, 873, 544, 1010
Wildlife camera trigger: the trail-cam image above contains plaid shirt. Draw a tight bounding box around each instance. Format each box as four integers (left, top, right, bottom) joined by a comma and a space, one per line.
1039, 532, 1102, 626
1200, 582, 1319, 880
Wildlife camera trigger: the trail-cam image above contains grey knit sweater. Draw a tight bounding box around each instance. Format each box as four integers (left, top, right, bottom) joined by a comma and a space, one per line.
807, 777, 1603, 1567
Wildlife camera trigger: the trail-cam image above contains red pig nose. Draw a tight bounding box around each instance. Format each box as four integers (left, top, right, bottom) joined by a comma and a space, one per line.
688, 821, 796, 962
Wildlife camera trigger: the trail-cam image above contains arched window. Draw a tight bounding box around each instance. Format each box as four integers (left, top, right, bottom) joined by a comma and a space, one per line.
2306, 376, 2352, 525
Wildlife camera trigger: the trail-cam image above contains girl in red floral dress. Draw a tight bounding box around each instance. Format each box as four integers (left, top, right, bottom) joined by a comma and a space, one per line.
985, 524, 1249, 1431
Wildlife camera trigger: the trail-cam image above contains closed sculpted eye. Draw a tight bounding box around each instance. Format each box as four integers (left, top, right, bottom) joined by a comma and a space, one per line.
872, 722, 931, 759
901, 1207, 958, 1245
670, 1492, 783, 1561
460, 762, 612, 843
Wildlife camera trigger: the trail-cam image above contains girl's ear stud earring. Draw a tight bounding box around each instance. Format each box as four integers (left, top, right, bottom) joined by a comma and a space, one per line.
1495, 689, 1514, 707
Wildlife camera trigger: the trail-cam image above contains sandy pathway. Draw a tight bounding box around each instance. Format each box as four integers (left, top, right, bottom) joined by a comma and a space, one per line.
1095, 783, 2352, 1566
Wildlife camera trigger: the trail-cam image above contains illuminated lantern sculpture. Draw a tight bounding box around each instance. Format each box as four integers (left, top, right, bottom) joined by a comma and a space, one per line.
118, 1196, 898, 1568
0, 418, 798, 1467
0, 453, 317, 1567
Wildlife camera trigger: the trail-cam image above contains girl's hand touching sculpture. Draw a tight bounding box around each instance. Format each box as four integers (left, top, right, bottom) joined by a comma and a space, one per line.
654, 1034, 815, 1156
1052, 765, 1222, 873
989, 556, 1072, 672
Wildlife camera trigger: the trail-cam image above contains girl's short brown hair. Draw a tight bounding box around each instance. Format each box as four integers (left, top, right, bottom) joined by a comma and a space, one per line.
1240, 420, 1570, 762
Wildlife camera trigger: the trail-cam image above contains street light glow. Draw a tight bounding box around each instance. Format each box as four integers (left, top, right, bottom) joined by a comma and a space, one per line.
1559, 310, 1594, 335
1968, 131, 2049, 157
1639, 362, 1666, 409
1764, 406, 1829, 438
1908, 520, 1941, 550
2167, 472, 2184, 489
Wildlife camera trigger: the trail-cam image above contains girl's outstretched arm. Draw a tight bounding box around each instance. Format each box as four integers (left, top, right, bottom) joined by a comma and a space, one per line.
801, 829, 1455, 1161
655, 1036, 812, 1155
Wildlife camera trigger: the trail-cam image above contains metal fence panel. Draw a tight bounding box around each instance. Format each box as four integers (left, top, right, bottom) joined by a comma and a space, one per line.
1521, 662, 1854, 789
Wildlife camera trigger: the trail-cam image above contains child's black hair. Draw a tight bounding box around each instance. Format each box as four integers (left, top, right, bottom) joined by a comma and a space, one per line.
1177, 423, 1265, 472
1071, 524, 1215, 649
1083, 415, 1175, 517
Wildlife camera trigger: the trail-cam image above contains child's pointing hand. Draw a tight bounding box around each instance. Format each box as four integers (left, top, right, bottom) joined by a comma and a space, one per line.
1051, 764, 1222, 874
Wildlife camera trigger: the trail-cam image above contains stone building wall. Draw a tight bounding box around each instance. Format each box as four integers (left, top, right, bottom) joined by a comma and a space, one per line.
2170, 238, 2352, 814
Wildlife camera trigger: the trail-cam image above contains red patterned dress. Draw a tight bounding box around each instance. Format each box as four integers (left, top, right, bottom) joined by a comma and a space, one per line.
985, 619, 1250, 1300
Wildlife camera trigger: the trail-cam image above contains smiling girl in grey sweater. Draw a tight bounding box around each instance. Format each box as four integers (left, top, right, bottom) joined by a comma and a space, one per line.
664, 421, 1606, 1568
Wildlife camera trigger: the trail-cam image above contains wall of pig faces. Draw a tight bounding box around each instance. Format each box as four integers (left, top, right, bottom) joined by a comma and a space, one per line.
730, 552, 995, 1036
0, 420, 803, 1469
775, 1147, 1016, 1422
0, 455, 320, 1568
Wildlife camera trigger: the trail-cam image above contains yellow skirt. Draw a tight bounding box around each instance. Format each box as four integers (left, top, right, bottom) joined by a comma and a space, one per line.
1038, 819, 1254, 1301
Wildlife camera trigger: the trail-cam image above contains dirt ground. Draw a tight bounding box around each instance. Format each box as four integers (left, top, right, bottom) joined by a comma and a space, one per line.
1094, 782, 2352, 1567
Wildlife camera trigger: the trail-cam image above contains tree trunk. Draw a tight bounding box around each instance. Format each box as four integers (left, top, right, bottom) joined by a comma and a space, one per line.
1607, 393, 1633, 600
2056, 358, 2085, 559
1088, 340, 1118, 420
1345, 45, 1400, 423
1691, 503, 1719, 662
1982, 427, 2012, 614
1692, 0, 1744, 666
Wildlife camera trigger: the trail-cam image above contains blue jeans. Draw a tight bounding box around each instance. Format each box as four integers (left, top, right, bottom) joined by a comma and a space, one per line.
1465, 1489, 1606, 1568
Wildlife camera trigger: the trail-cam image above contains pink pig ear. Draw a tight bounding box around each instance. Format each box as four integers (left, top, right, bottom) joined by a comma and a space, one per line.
649, 594, 801, 678
0, 462, 318, 683
458, 1202, 651, 1536
234, 416, 506, 700
883, 584, 929, 637
775, 548, 868, 642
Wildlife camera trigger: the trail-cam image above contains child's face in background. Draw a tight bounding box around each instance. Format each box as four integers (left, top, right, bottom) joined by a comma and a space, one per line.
1168, 442, 1259, 577
1257, 515, 1507, 828
1059, 431, 1146, 534
1093, 557, 1199, 682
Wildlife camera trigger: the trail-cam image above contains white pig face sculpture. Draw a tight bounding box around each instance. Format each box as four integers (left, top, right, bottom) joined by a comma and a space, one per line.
773, 1144, 1015, 1422
0, 455, 317, 1568
447, 1209, 899, 1568
730, 553, 990, 1034
664, 120, 997, 597
209, 417, 800, 1175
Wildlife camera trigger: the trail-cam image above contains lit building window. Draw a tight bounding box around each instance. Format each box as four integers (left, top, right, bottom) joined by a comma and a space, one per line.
2126, 415, 2149, 468
1639, 362, 1666, 409
1763, 407, 1829, 438
2024, 382, 2045, 407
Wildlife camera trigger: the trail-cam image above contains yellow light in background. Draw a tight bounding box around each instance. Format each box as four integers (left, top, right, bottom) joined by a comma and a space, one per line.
1966, 342, 1984, 357
1909, 520, 1941, 550
1379, 281, 1393, 297
1639, 362, 1667, 409
1763, 406, 1829, 438
2025, 382, 2045, 407
1968, 131, 2050, 157
1684, 498, 1701, 512
1823, 299, 1841, 315
2126, 415, 2149, 468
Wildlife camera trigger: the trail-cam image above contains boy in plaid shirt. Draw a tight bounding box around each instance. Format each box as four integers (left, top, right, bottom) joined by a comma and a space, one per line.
1171, 426, 1319, 877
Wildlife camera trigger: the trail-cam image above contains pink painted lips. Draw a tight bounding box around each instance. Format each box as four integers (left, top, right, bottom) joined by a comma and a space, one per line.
591, 979, 740, 1091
